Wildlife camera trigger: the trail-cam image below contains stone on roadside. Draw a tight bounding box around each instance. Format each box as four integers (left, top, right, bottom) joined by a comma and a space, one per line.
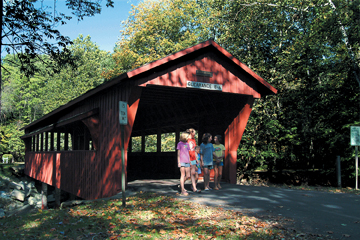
0, 209, 5, 218
26, 182, 36, 190
9, 181, 23, 190
11, 189, 25, 202
7, 204, 33, 217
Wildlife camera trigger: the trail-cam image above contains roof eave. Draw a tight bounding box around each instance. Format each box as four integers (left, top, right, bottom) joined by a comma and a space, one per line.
21, 73, 128, 131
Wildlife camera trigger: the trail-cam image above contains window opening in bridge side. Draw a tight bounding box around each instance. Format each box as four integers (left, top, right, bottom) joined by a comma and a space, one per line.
130, 130, 197, 153
29, 121, 96, 152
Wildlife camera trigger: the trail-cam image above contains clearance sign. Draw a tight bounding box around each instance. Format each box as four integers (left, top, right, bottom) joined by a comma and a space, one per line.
186, 81, 222, 91
187, 81, 222, 91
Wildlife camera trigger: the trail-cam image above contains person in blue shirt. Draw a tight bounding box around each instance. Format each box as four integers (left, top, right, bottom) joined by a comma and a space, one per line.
200, 133, 217, 191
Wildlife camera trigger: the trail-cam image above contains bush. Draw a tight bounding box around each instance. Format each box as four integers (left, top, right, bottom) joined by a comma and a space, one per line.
2, 154, 13, 163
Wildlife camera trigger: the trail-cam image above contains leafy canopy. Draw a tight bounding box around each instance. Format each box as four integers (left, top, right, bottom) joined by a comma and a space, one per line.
103, 0, 214, 79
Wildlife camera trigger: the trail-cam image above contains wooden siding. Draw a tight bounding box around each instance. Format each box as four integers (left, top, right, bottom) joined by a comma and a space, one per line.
25, 151, 98, 199
224, 96, 255, 184
24, 82, 141, 199
137, 55, 261, 98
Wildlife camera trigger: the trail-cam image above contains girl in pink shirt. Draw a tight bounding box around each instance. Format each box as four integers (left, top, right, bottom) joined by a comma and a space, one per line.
177, 131, 191, 196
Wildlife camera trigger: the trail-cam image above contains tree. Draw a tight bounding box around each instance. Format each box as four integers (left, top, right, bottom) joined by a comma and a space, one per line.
103, 0, 214, 79
40, 34, 113, 114
0, 35, 112, 160
201, 0, 358, 183
1, 0, 114, 113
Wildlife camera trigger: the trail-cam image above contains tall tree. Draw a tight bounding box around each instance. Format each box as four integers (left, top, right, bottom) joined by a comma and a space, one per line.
1, 0, 114, 113
211, 0, 359, 181
103, 0, 213, 79
41, 34, 113, 114
0, 35, 112, 160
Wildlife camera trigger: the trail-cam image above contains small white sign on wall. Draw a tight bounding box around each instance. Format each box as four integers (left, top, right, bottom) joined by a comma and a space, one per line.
119, 101, 128, 125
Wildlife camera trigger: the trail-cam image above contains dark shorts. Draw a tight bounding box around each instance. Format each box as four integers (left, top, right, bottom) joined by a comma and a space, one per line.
180, 162, 190, 167
203, 165, 213, 170
213, 161, 224, 167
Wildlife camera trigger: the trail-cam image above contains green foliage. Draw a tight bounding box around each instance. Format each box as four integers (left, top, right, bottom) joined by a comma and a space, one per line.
161, 133, 176, 152
0, 121, 24, 161
39, 35, 113, 114
131, 136, 142, 152
131, 133, 176, 153
1, 0, 359, 186
208, 0, 360, 185
103, 0, 213, 78
1, 154, 13, 162
0, 35, 112, 158
145, 134, 157, 152
1, 0, 114, 76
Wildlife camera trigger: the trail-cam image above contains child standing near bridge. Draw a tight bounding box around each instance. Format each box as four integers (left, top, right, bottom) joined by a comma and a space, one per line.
177, 131, 191, 196
213, 135, 225, 190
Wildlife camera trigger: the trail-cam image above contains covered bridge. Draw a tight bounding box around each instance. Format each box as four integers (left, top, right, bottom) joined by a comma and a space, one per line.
21, 40, 277, 200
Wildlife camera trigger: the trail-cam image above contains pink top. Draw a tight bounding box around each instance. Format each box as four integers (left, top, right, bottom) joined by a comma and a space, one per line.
177, 141, 190, 163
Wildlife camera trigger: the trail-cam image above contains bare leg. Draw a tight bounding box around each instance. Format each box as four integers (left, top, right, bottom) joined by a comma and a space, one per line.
218, 165, 223, 188
180, 167, 187, 194
185, 166, 191, 188
204, 167, 210, 189
191, 165, 197, 191
214, 165, 219, 190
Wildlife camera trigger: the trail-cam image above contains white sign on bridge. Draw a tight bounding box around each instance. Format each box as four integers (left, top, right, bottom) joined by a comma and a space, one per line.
187, 81, 222, 91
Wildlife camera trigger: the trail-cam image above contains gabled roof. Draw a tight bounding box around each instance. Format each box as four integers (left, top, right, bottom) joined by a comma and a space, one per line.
128, 39, 277, 95
22, 39, 277, 131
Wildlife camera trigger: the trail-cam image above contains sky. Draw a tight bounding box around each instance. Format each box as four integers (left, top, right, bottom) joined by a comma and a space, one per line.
45, 0, 141, 53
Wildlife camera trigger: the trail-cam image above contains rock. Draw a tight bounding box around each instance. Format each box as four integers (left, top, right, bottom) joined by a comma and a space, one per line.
9, 181, 23, 190
30, 188, 39, 196
60, 200, 87, 209
0, 209, 5, 218
0, 191, 11, 199
26, 182, 36, 189
7, 201, 24, 212
11, 189, 25, 202
28, 196, 37, 206
19, 181, 25, 190
24, 187, 31, 198
10, 165, 25, 176
7, 204, 34, 217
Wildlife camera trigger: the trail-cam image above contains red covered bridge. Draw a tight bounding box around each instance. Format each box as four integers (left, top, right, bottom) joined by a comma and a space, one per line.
21, 40, 277, 200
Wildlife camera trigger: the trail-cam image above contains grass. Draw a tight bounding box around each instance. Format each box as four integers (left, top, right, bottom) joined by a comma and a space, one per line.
0, 191, 316, 240
2, 164, 354, 239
